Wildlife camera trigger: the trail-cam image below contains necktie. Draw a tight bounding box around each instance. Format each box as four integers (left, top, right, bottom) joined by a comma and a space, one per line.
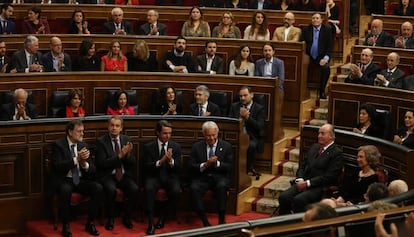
0, 57, 3, 69
160, 143, 168, 183
386, 71, 392, 79
372, 35, 378, 45
311, 27, 319, 60
2, 21, 6, 33
317, 146, 324, 156
70, 144, 80, 186
29, 55, 33, 66
113, 138, 123, 181
208, 145, 214, 158
198, 105, 203, 116
361, 64, 366, 73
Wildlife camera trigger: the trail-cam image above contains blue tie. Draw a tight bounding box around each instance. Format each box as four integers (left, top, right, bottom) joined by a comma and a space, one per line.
70, 144, 80, 186
208, 145, 214, 158
311, 27, 319, 60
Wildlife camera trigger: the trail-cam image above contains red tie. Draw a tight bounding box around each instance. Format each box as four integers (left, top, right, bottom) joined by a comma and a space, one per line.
318, 146, 324, 156
361, 65, 366, 73
114, 138, 123, 181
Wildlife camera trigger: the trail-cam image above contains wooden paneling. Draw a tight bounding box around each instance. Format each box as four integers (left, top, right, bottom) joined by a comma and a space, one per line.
0, 116, 249, 234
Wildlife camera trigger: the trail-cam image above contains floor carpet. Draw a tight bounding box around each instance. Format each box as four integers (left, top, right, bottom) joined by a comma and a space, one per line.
26, 212, 269, 237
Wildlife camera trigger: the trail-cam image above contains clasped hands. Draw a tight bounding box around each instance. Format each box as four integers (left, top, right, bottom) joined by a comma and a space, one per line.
16, 103, 29, 120
205, 156, 218, 168
159, 148, 173, 165
295, 178, 307, 191
77, 147, 90, 166
349, 63, 362, 78
239, 107, 250, 120
118, 142, 133, 159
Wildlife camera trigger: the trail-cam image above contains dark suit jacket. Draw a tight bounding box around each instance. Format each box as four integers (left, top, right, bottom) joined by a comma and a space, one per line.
102, 20, 133, 35
143, 139, 182, 179
48, 138, 96, 195
41, 51, 72, 72
139, 22, 168, 36
364, 32, 394, 47
248, 0, 274, 9
0, 56, 10, 71
393, 5, 414, 16
189, 101, 221, 117
8, 49, 43, 73
254, 57, 285, 91
396, 126, 414, 149
300, 24, 333, 62
162, 50, 196, 73
196, 54, 224, 74
0, 19, 16, 34
0, 102, 38, 121
95, 133, 136, 180
345, 62, 381, 85
189, 139, 233, 181
379, 68, 405, 89
296, 143, 343, 188
229, 101, 265, 152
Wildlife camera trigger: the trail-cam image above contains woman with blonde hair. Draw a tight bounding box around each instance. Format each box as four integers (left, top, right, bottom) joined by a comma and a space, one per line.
243, 11, 270, 40
212, 12, 241, 39
101, 40, 128, 72
126, 40, 158, 71
181, 6, 211, 37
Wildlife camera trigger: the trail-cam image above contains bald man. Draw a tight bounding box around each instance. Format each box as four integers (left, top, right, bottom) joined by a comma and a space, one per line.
345, 48, 381, 85
374, 52, 405, 89
273, 12, 301, 42
364, 19, 393, 47
388, 179, 408, 197
0, 88, 38, 121
42, 36, 72, 72
139, 10, 168, 36
395, 21, 414, 49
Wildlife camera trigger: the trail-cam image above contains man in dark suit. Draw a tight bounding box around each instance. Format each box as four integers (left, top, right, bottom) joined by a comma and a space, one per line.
143, 120, 182, 235
345, 48, 381, 85
394, 22, 414, 49
364, 19, 393, 47
139, 9, 168, 36
42, 36, 72, 72
95, 116, 138, 231
0, 4, 16, 34
162, 36, 196, 73
196, 41, 224, 74
0, 88, 37, 121
189, 85, 221, 117
248, 0, 274, 9
375, 52, 405, 89
301, 13, 332, 98
189, 121, 233, 226
229, 86, 264, 178
8, 35, 43, 73
278, 123, 343, 214
102, 7, 133, 35
254, 42, 285, 91
0, 39, 9, 73
49, 120, 103, 237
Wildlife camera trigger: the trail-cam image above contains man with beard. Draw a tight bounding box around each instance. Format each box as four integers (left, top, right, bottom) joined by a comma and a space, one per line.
0, 3, 16, 34
196, 40, 224, 74
0, 39, 9, 73
162, 36, 196, 73
254, 42, 285, 91
273, 12, 301, 42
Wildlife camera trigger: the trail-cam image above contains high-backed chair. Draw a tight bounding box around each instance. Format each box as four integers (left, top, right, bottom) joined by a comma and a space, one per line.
106, 90, 139, 115
1, 90, 34, 105
49, 90, 69, 118
209, 91, 229, 116
403, 75, 414, 90
375, 109, 392, 141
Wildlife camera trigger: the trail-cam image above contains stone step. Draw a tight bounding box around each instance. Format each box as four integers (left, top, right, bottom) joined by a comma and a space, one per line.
289, 135, 301, 149
337, 74, 348, 83
248, 196, 278, 214
255, 175, 293, 199
309, 118, 328, 126
315, 108, 328, 120
341, 63, 351, 75
274, 161, 298, 177
279, 147, 300, 163
318, 98, 329, 109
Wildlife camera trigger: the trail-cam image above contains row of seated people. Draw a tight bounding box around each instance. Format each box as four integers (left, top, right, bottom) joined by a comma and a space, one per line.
1, 4, 339, 41
0, 36, 285, 89
4, 0, 337, 11
2, 86, 266, 176
48, 117, 235, 236
343, 48, 414, 91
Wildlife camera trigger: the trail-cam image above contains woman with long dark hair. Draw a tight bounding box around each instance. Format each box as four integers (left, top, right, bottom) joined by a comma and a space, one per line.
72, 39, 100, 71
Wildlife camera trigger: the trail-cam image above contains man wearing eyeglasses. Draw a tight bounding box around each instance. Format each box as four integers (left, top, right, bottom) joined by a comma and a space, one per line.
102, 7, 133, 35
273, 12, 301, 42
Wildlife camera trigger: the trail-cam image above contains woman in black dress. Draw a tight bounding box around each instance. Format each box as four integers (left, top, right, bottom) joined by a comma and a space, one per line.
353, 104, 382, 138
393, 0, 414, 16
72, 39, 101, 71
126, 40, 158, 72
152, 85, 182, 116
68, 9, 91, 34
393, 109, 414, 149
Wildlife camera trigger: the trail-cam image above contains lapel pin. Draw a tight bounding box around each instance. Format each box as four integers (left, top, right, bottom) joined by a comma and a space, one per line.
219, 147, 223, 151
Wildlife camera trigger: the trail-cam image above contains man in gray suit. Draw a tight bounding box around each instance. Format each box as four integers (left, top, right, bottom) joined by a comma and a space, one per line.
254, 42, 285, 91
8, 35, 43, 73
374, 52, 405, 89
196, 41, 224, 74
139, 10, 168, 36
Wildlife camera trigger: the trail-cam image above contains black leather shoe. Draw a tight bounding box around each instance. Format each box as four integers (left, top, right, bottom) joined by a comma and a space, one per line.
105, 218, 114, 231
155, 218, 164, 229
146, 223, 155, 235
122, 216, 133, 229
62, 223, 72, 237
85, 222, 100, 236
